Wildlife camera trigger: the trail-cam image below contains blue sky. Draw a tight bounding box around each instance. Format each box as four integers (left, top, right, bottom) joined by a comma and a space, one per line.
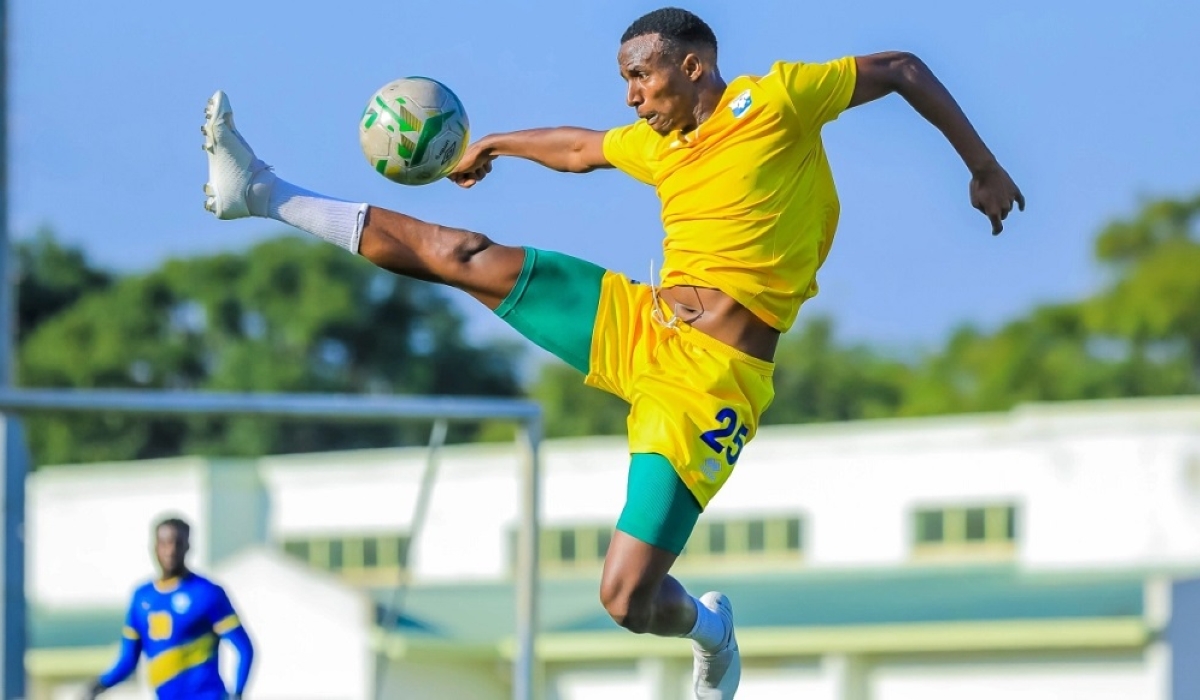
10, 0, 1199, 355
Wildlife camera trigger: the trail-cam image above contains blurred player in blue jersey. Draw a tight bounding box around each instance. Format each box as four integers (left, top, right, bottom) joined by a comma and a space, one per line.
84, 517, 254, 700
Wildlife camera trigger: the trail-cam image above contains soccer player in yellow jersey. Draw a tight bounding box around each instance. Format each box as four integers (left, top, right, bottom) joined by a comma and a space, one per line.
202, 8, 1022, 698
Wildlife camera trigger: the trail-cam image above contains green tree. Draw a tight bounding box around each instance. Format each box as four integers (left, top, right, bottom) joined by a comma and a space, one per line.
530, 361, 628, 438
18, 235, 522, 465
899, 304, 1193, 417
764, 316, 910, 425
15, 228, 112, 342
1085, 194, 1200, 369
894, 194, 1200, 416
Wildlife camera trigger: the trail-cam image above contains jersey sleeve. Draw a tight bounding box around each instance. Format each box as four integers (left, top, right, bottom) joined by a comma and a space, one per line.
98, 594, 143, 687
209, 585, 255, 694
770, 56, 858, 134
602, 121, 658, 185
207, 585, 242, 637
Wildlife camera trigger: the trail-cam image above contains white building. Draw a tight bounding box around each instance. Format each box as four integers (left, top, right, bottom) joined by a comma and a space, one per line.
23, 396, 1200, 700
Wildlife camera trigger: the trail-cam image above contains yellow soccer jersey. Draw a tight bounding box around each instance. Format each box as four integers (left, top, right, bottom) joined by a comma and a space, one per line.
603, 56, 858, 332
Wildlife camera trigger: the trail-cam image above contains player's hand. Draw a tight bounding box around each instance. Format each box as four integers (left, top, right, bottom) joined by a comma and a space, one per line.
969, 161, 1025, 235
448, 141, 496, 188
81, 678, 105, 700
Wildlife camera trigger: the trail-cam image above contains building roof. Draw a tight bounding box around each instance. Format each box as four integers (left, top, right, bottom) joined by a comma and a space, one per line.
31, 565, 1145, 649
367, 566, 1146, 642
34, 395, 1200, 476
28, 564, 1158, 671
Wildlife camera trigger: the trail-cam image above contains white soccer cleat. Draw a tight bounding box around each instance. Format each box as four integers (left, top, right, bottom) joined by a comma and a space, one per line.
201, 90, 272, 220
692, 592, 741, 700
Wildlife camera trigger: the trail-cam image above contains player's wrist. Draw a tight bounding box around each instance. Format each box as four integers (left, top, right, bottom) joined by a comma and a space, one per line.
85, 677, 107, 698
966, 154, 1000, 178
475, 132, 509, 158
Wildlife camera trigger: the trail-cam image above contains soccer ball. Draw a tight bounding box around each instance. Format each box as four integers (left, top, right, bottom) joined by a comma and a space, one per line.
359, 77, 470, 186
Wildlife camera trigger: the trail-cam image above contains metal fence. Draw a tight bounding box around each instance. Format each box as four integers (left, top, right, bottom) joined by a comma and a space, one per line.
0, 388, 543, 700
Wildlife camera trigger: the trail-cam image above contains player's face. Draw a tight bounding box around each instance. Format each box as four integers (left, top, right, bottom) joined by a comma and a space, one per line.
618, 34, 701, 136
154, 524, 189, 578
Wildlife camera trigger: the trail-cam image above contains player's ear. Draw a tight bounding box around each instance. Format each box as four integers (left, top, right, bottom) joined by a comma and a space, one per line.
681, 53, 704, 82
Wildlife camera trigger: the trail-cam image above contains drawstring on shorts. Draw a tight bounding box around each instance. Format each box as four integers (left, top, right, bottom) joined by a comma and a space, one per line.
649, 259, 688, 331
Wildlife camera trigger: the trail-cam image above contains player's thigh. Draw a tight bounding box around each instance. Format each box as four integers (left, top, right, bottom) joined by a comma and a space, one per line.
612, 453, 702, 557
493, 247, 608, 375
601, 453, 700, 604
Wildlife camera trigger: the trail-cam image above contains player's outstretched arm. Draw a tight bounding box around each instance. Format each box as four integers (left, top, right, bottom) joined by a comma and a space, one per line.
224, 624, 254, 699
210, 587, 254, 698
448, 128, 611, 187
848, 52, 1025, 235
85, 630, 141, 698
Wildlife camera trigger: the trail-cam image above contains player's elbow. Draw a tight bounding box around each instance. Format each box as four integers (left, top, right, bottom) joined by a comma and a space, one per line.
886, 51, 930, 91
227, 629, 255, 662
564, 148, 599, 174
565, 153, 597, 174
566, 130, 609, 174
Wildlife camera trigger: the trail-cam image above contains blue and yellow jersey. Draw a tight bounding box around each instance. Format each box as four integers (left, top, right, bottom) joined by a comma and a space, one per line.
603, 57, 858, 332
100, 573, 254, 699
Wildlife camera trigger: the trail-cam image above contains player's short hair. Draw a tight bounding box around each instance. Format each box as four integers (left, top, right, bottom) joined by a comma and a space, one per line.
621, 7, 718, 60
157, 517, 191, 540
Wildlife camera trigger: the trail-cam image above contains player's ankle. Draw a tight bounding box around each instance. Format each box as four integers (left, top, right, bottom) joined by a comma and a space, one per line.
685, 595, 729, 652
246, 166, 275, 218
258, 176, 367, 254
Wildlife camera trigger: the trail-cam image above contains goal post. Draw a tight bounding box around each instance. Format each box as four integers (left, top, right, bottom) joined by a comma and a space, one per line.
0, 388, 544, 700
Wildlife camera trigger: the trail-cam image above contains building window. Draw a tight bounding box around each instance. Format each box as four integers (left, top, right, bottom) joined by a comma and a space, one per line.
362, 537, 379, 568
280, 533, 412, 584
559, 530, 577, 562
748, 521, 766, 552
915, 510, 944, 543
912, 504, 1017, 561
596, 529, 612, 560
709, 523, 727, 554
283, 540, 310, 561
678, 516, 804, 568
518, 515, 805, 575
785, 518, 802, 551
533, 526, 612, 572
328, 539, 344, 571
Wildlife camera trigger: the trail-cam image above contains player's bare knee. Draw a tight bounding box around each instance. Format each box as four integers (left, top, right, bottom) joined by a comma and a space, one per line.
599, 576, 654, 634
603, 593, 653, 634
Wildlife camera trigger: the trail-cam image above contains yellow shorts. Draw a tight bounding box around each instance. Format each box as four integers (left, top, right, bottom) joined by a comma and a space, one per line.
586, 271, 775, 509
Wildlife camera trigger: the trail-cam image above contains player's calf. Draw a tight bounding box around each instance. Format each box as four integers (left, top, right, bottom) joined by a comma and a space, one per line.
598, 530, 702, 638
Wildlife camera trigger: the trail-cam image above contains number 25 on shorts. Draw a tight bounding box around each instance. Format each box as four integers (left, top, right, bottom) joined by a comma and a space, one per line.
700, 408, 749, 466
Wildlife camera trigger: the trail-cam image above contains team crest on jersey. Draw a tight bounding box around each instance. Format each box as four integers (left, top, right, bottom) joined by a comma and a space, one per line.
701, 457, 723, 483
730, 90, 753, 118
171, 592, 191, 614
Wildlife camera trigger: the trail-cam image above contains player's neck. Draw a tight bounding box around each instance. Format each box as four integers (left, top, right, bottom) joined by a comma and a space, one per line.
690, 75, 727, 132
155, 568, 191, 590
